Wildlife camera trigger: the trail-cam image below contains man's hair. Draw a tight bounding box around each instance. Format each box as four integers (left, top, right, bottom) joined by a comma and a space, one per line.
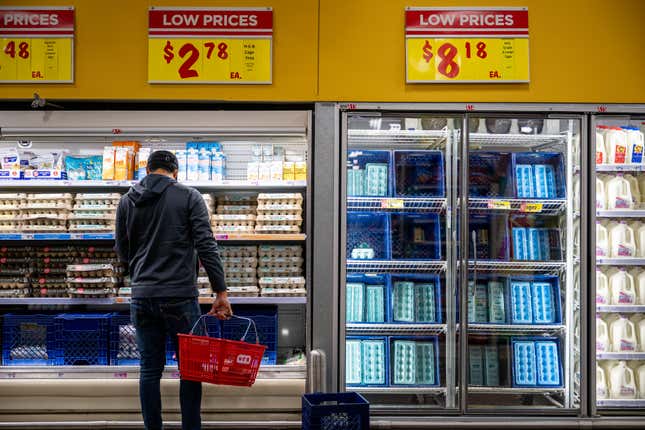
148, 150, 179, 172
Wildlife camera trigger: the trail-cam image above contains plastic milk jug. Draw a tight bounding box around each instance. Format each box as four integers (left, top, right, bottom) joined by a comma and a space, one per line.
596, 128, 607, 164
623, 126, 645, 164
638, 363, 645, 398
607, 174, 633, 209
638, 272, 645, 305
610, 221, 636, 257
596, 269, 610, 305
597, 221, 610, 257
610, 269, 637, 305
637, 224, 645, 257
639, 319, 645, 352
597, 316, 610, 352
609, 361, 637, 399
596, 177, 607, 210
626, 174, 641, 207
597, 365, 609, 400
610, 316, 638, 352
608, 127, 628, 164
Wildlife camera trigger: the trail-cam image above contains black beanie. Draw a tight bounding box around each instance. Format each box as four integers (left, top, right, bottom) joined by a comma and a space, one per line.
147, 150, 178, 172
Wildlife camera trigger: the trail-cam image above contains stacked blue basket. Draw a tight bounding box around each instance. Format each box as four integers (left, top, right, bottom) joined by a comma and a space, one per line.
302, 392, 369, 430
2, 314, 57, 366
54, 313, 111, 366
393, 150, 445, 198
390, 213, 441, 260
346, 212, 390, 260
109, 314, 140, 365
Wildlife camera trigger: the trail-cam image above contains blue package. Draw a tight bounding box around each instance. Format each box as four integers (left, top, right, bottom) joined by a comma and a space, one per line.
65, 155, 103, 181
512, 228, 528, 260
198, 149, 211, 181
65, 156, 86, 180
528, 228, 542, 261
510, 281, 533, 324
84, 155, 103, 180
536, 341, 561, 386
185, 142, 199, 151
531, 282, 555, 323
513, 341, 537, 386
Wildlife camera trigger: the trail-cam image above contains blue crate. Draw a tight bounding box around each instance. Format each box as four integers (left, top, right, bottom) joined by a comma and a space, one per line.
302, 392, 369, 430
347, 150, 392, 197
469, 214, 510, 260
389, 336, 440, 386
393, 150, 445, 197
464, 275, 508, 324
347, 212, 390, 260
390, 274, 442, 323
2, 314, 57, 366
54, 313, 111, 366
390, 213, 441, 260
511, 337, 562, 388
469, 152, 515, 198
346, 274, 389, 324
510, 215, 563, 261
346, 336, 388, 387
508, 276, 562, 325
513, 153, 566, 199
109, 314, 139, 366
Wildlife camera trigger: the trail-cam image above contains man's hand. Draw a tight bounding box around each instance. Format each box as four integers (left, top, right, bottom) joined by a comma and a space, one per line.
209, 291, 232, 320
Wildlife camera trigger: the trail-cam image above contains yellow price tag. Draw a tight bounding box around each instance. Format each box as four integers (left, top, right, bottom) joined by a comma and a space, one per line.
381, 199, 405, 209
521, 202, 543, 213
487, 200, 511, 210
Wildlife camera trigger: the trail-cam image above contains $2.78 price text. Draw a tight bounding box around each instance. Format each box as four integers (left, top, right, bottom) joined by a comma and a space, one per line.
162, 40, 230, 79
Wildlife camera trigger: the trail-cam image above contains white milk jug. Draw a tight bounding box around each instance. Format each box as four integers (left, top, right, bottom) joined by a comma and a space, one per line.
597, 316, 610, 352
597, 221, 610, 257
609, 361, 637, 399
626, 174, 641, 207
608, 127, 629, 164
640, 319, 645, 352
610, 221, 636, 257
596, 177, 607, 210
596, 129, 607, 164
637, 224, 645, 258
597, 269, 610, 305
638, 363, 645, 398
597, 365, 609, 399
638, 272, 645, 305
624, 126, 645, 164
607, 174, 634, 209
610, 269, 637, 305
610, 316, 638, 352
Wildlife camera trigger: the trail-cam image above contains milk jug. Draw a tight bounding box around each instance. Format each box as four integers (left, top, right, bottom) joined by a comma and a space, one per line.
610, 269, 637, 305
608, 127, 628, 164
597, 221, 610, 257
610, 221, 636, 257
596, 177, 607, 210
623, 126, 645, 164
596, 128, 607, 164
638, 363, 645, 398
610, 316, 638, 352
609, 361, 637, 399
597, 365, 609, 400
637, 224, 645, 258
638, 272, 645, 305
607, 174, 633, 209
597, 269, 610, 305
640, 319, 645, 352
597, 316, 610, 352
625, 174, 641, 207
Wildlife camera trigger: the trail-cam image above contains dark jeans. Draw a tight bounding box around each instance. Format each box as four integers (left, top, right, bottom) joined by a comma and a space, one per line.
131, 297, 202, 430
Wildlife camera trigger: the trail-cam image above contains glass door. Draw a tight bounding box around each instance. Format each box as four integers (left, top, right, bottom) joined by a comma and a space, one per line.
463, 116, 582, 411
593, 115, 645, 412
341, 112, 460, 409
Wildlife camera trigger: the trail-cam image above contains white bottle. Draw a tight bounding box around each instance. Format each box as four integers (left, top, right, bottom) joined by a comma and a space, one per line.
610, 315, 638, 352
638, 363, 645, 398
596, 129, 607, 165
597, 365, 609, 400
624, 126, 645, 164
596, 177, 607, 210
639, 319, 645, 352
607, 127, 629, 164
609, 361, 637, 399
637, 224, 645, 258
607, 174, 634, 209
597, 315, 610, 352
610, 221, 636, 257
638, 272, 645, 305
597, 221, 610, 257
626, 174, 641, 208
610, 269, 637, 305
597, 269, 610, 305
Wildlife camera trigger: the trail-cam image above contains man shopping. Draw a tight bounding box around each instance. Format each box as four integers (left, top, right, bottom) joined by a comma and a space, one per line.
115, 150, 230, 430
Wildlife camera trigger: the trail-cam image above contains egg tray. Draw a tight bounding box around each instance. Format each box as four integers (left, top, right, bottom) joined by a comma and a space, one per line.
259, 277, 306, 289
66, 277, 118, 287
259, 256, 304, 267
118, 287, 131, 296
0, 193, 26, 202
26, 193, 73, 201
256, 193, 303, 204
225, 276, 257, 286
217, 195, 257, 205
76, 247, 117, 258
224, 266, 257, 275
255, 215, 303, 226
75, 193, 121, 201
222, 256, 258, 266
0, 211, 20, 220
260, 288, 307, 297
218, 246, 258, 258
31, 287, 68, 298
67, 287, 117, 298
258, 266, 303, 277
69, 219, 115, 227
72, 203, 118, 211
254, 225, 301, 233
0, 277, 30, 289
216, 205, 257, 215
256, 203, 302, 213
213, 225, 255, 233
66, 264, 116, 278
33, 246, 76, 257
20, 202, 73, 210
21, 212, 69, 220
0, 288, 30, 298
0, 222, 22, 231
212, 214, 256, 221
227, 286, 260, 297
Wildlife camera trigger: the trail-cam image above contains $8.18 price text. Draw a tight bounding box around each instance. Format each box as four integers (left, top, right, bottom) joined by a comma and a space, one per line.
421, 40, 489, 79
162, 40, 234, 79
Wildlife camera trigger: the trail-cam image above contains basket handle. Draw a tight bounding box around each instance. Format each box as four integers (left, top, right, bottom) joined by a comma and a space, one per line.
188, 314, 260, 345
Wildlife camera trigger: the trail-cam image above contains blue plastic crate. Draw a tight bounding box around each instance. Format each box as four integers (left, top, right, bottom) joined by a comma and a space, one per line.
513, 153, 566, 199
347, 212, 390, 260
469, 152, 515, 198
390, 213, 441, 260
109, 314, 139, 366
302, 392, 369, 430
54, 313, 111, 366
393, 150, 445, 197
510, 215, 563, 261
390, 274, 442, 323
346, 274, 389, 324
389, 336, 440, 386
469, 214, 510, 260
511, 337, 562, 388
346, 336, 388, 387
347, 150, 392, 197
2, 314, 57, 366
508, 276, 562, 325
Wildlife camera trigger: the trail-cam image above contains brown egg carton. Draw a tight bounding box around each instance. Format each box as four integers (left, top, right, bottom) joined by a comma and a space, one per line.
31, 287, 68, 298
67, 287, 116, 298
73, 257, 120, 265
0, 246, 32, 256
66, 277, 118, 288
0, 257, 30, 265
260, 288, 307, 297
0, 267, 31, 276
33, 246, 77, 258
218, 246, 258, 258
0, 277, 29, 289
0, 288, 30, 298
66, 264, 116, 278
31, 278, 67, 289
258, 245, 303, 258
76, 247, 117, 258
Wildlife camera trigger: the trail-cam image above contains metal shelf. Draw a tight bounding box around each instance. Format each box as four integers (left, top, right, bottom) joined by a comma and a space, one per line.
354, 386, 447, 395
346, 323, 446, 335
596, 210, 645, 218
0, 296, 306, 306
597, 352, 645, 360
0, 179, 307, 190
348, 129, 449, 148
346, 260, 447, 273
467, 324, 566, 335
597, 399, 645, 408
596, 305, 645, 313
469, 132, 566, 148
597, 164, 645, 172
467, 386, 565, 395
596, 258, 645, 266
347, 197, 446, 213
468, 260, 566, 275
469, 198, 567, 215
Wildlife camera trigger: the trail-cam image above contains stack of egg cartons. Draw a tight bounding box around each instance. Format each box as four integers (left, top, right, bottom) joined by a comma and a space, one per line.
0, 193, 24, 233
211, 196, 256, 235
255, 193, 303, 234
74, 246, 123, 296
258, 245, 306, 297
201, 193, 214, 215
219, 246, 259, 296
0, 246, 30, 298
69, 193, 120, 233
21, 193, 72, 233
30, 246, 74, 298
66, 263, 118, 298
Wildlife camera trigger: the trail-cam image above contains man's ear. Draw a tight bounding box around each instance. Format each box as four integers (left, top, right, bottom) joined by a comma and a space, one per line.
146, 166, 151, 174
173, 169, 179, 180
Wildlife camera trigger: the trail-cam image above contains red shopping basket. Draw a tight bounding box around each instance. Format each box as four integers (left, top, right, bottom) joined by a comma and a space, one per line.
178, 314, 266, 387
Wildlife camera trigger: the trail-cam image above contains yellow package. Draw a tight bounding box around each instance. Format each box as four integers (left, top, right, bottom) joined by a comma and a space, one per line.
114, 147, 129, 180
102, 147, 115, 180
294, 161, 307, 181
282, 162, 295, 181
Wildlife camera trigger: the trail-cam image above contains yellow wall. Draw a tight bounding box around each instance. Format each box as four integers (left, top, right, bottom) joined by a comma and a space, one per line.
1, 0, 645, 102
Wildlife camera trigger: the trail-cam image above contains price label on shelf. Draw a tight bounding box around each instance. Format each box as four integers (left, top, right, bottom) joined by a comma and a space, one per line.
381, 198, 405, 209
405, 8, 529, 83
0, 7, 74, 83
148, 8, 272, 83
487, 200, 511, 210
520, 202, 543, 212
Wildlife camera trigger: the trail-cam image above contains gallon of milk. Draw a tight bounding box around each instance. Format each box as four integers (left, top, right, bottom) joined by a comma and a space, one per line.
596, 128, 607, 164
597, 221, 610, 257
607, 127, 628, 164
597, 315, 610, 352
610, 221, 636, 257
597, 269, 610, 305
638, 363, 645, 398
610, 269, 637, 305
609, 361, 637, 399
637, 224, 645, 258
639, 319, 645, 352
607, 174, 634, 209
597, 365, 609, 400
638, 272, 645, 305
610, 315, 638, 352
626, 174, 641, 207
623, 126, 645, 164
596, 177, 607, 210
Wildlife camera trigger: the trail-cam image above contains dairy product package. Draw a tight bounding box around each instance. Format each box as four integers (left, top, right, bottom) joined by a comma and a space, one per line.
258, 162, 271, 182
174, 150, 187, 181
0, 148, 20, 170
114, 147, 129, 180
186, 148, 199, 181
135, 148, 151, 180
211, 152, 226, 182
283, 161, 295, 180
198, 149, 211, 181
102, 147, 115, 180
294, 161, 307, 181
270, 161, 283, 181
247, 162, 260, 181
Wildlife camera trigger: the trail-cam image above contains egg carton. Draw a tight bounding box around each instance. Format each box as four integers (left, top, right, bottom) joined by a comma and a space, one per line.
254, 225, 301, 234
0, 210, 20, 220
225, 276, 257, 286
34, 256, 70, 265
0, 246, 31, 255
66, 277, 118, 287
31, 277, 67, 288
197, 277, 210, 287
0, 277, 29, 289
218, 246, 258, 258
0, 193, 26, 203
216, 205, 257, 215
32, 267, 67, 276
260, 288, 307, 297
31, 287, 68, 298
258, 266, 303, 277
0, 268, 31, 276
69, 212, 116, 220
256, 214, 303, 226
0, 288, 30, 298
26, 193, 73, 201
256, 203, 302, 213
212, 214, 256, 222
21, 225, 68, 232
259, 276, 306, 289
73, 258, 120, 266
198, 288, 213, 297
76, 247, 117, 258
259, 256, 304, 267
67, 264, 116, 278
213, 225, 255, 233
0, 222, 22, 231
222, 256, 258, 267
75, 193, 121, 200
68, 225, 115, 233
118, 287, 131, 296
224, 266, 257, 275
0, 257, 31, 265
68, 287, 116, 298
21, 211, 70, 219
256, 193, 303, 204
20, 202, 73, 210
217, 195, 257, 205
227, 286, 260, 297
33, 246, 76, 257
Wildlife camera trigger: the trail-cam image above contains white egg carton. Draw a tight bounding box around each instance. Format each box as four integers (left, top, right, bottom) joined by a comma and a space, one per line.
259, 256, 304, 267
257, 193, 303, 204
260, 288, 306, 297
213, 225, 255, 233
68, 287, 116, 298
0, 210, 20, 220
75, 193, 122, 201
217, 195, 257, 205
218, 246, 257, 258
258, 266, 303, 277
0, 193, 26, 203
212, 214, 256, 222
256, 214, 303, 226
224, 266, 257, 275
198, 288, 213, 297
118, 287, 132, 296
254, 225, 301, 233
227, 286, 260, 297
259, 276, 306, 289
69, 212, 116, 220
258, 245, 303, 258
225, 276, 257, 286
22, 221, 68, 231
66, 264, 116, 277
197, 277, 210, 287
72, 203, 117, 211
222, 256, 258, 267
21, 201, 73, 210
0, 204, 20, 211
256, 203, 302, 212
21, 212, 70, 220
69, 219, 115, 229
66, 277, 118, 286
26, 193, 73, 201
216, 205, 257, 215
0, 222, 21, 231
